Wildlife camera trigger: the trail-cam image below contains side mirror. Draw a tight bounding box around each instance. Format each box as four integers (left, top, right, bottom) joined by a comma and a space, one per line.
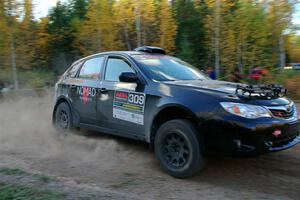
119, 72, 139, 83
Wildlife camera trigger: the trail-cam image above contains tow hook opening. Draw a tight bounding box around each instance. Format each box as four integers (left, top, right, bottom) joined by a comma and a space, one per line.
264, 140, 273, 147
234, 139, 256, 152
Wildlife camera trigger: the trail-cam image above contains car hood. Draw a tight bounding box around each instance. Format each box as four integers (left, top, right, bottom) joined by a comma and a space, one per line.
163, 80, 292, 106
164, 80, 238, 94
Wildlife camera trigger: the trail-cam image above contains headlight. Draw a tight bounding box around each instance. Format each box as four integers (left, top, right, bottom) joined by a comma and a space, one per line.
293, 103, 298, 118
220, 102, 271, 119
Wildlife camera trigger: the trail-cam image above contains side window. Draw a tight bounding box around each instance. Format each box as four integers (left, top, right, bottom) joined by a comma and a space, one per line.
78, 57, 104, 79
67, 61, 83, 78
105, 58, 135, 82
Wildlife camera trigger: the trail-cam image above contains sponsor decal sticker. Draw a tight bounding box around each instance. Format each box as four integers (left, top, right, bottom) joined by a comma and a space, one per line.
77, 86, 96, 104
113, 90, 146, 125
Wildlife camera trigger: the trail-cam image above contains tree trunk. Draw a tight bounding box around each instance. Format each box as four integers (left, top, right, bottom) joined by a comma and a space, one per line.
123, 24, 132, 50
237, 33, 243, 75
279, 35, 286, 68
95, 14, 102, 52
10, 36, 18, 90
135, 0, 141, 47
214, 0, 221, 78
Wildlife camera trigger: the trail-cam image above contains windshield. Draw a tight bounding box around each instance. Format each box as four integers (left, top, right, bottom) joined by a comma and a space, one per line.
132, 55, 209, 81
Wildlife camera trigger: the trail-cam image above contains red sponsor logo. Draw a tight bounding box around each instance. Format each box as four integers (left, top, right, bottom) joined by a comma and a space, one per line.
272, 129, 282, 137
82, 87, 90, 104
77, 86, 96, 105
116, 91, 128, 99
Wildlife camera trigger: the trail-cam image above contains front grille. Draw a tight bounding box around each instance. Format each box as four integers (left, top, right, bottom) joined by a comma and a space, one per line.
270, 108, 294, 118
268, 104, 295, 119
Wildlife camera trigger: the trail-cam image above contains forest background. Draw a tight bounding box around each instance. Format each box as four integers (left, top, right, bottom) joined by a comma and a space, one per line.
0, 0, 300, 97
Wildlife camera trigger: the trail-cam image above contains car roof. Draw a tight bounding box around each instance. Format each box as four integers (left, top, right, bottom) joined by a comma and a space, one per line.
95, 51, 143, 56
72, 51, 166, 66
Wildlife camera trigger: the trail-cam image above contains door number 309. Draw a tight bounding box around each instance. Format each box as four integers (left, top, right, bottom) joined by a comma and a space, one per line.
128, 94, 145, 105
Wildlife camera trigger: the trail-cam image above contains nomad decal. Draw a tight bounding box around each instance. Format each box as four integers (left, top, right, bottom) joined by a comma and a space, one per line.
77, 86, 96, 104
113, 91, 146, 125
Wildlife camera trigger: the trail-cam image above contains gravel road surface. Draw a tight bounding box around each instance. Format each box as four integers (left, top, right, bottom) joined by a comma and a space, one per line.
0, 96, 299, 199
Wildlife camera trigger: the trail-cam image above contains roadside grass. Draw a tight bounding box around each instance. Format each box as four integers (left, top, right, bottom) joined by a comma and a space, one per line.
0, 182, 64, 200
34, 174, 53, 183
0, 167, 61, 200
0, 168, 27, 176
0, 167, 52, 183
0, 167, 114, 200
0, 167, 123, 200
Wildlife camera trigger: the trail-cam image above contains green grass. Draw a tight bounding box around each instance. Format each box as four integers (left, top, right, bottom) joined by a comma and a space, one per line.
33, 174, 53, 183
0, 168, 27, 176
0, 168, 52, 183
0, 167, 58, 199
0, 183, 64, 200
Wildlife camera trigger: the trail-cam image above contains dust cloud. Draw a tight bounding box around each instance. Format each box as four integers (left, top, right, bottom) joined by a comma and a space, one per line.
0, 93, 153, 169
1, 94, 300, 200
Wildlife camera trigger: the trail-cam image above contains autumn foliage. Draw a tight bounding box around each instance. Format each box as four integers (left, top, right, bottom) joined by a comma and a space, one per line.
0, 0, 299, 90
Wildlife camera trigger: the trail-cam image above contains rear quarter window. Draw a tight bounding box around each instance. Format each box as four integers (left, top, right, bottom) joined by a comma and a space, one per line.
66, 61, 83, 78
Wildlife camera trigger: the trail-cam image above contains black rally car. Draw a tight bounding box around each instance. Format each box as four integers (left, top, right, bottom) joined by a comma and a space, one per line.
53, 46, 300, 178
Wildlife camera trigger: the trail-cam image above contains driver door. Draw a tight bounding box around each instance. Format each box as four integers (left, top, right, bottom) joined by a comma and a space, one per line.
97, 56, 146, 136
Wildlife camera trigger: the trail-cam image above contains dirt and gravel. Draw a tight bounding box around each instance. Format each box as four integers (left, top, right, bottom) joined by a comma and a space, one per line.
0, 94, 300, 200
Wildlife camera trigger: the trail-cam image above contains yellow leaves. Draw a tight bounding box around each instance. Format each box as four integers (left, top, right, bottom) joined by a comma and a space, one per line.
113, 0, 135, 24
3, 0, 295, 76
202, 0, 295, 74
0, 16, 11, 69
222, 0, 236, 8
15, 0, 36, 69
287, 35, 300, 63
204, 0, 216, 8
267, 0, 292, 33
158, 0, 177, 53
23, 0, 33, 26
220, 28, 237, 73
112, 0, 177, 50
77, 0, 122, 55
204, 0, 236, 8
139, 0, 155, 24
34, 17, 51, 58
135, 0, 156, 45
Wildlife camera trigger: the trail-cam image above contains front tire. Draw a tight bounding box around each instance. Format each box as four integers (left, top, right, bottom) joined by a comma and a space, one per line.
54, 102, 73, 131
154, 119, 206, 178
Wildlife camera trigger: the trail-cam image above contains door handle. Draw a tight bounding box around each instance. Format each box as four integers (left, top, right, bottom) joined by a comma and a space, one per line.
99, 88, 108, 93
70, 85, 77, 90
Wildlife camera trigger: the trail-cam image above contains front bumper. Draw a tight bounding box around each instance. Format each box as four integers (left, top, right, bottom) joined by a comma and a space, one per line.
202, 115, 300, 155
267, 136, 300, 152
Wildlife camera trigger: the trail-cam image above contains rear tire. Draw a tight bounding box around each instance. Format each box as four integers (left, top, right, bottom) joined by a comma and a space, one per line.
154, 119, 206, 178
54, 102, 73, 131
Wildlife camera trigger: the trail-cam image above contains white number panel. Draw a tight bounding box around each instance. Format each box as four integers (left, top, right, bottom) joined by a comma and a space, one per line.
113, 91, 146, 125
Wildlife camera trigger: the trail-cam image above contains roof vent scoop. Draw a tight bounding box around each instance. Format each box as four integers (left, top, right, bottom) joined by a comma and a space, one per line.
134, 46, 166, 55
